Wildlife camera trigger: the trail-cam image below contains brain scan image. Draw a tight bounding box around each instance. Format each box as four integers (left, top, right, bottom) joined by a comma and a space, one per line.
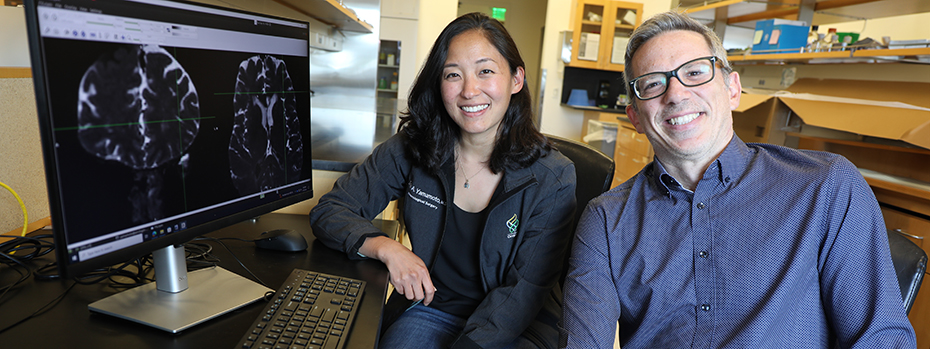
76, 44, 200, 222
229, 55, 303, 194
78, 45, 200, 169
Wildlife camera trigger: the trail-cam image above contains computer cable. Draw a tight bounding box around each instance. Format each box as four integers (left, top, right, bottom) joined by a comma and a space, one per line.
0, 235, 56, 302
0, 234, 55, 260
1, 236, 268, 332
32, 262, 61, 281
0, 237, 66, 334
191, 236, 269, 289
75, 257, 153, 288
0, 181, 28, 238
1, 243, 175, 334
0, 238, 276, 335
183, 241, 221, 270
0, 250, 32, 304
0, 280, 76, 335
185, 241, 214, 259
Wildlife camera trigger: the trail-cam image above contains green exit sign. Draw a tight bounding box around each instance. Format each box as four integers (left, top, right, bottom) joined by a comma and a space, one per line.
491, 7, 506, 21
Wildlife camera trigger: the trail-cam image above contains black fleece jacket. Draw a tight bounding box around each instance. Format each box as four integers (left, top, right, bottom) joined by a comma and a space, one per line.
309, 134, 576, 348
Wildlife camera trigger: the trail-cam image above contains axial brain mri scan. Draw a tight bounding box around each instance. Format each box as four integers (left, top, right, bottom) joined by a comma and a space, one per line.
229, 55, 303, 195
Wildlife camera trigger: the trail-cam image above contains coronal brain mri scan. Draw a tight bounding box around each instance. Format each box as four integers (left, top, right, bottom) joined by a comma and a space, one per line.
77, 45, 200, 170
76, 44, 200, 222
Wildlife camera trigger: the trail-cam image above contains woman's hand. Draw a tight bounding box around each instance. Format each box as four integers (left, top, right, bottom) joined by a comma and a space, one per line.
360, 236, 436, 305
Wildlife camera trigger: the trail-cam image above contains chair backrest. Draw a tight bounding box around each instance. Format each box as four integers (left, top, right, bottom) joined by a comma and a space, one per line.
886, 229, 927, 315
546, 134, 615, 286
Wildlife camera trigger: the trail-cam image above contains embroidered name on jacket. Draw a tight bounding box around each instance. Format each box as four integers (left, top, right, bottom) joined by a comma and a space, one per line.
506, 214, 519, 238
407, 185, 444, 209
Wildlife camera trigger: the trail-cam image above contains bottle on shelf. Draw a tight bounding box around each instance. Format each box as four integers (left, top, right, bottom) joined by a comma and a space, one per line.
390, 71, 398, 90
806, 25, 819, 53
823, 28, 837, 51
379, 51, 386, 65
812, 33, 827, 52
387, 53, 395, 66
379, 76, 387, 90
840, 34, 853, 50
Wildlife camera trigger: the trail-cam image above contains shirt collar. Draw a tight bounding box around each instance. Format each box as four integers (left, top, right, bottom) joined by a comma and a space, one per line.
650, 160, 680, 197
649, 136, 750, 197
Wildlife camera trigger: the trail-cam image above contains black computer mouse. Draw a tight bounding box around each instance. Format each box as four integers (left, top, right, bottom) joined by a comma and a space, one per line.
254, 229, 308, 252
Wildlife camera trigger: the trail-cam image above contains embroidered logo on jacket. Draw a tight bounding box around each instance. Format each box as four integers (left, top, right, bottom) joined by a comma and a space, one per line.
407, 185, 444, 210
506, 214, 519, 239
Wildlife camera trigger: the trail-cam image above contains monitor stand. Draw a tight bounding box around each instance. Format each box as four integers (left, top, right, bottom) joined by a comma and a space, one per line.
88, 244, 272, 333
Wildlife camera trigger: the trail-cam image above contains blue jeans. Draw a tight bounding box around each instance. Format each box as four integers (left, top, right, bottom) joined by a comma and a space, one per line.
380, 304, 465, 348
379, 304, 538, 348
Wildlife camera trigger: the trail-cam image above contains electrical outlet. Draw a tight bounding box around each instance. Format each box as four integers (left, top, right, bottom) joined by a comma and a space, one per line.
309, 30, 342, 52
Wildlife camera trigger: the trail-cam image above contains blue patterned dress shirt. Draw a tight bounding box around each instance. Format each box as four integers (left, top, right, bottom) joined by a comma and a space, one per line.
560, 136, 916, 348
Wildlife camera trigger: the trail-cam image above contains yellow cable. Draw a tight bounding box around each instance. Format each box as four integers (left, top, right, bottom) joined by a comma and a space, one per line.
0, 181, 28, 237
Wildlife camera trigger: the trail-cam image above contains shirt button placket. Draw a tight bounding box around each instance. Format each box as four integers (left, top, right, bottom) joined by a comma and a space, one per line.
692, 198, 714, 347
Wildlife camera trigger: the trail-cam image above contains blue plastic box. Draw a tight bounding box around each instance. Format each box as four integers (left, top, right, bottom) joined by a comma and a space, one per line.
752, 19, 808, 54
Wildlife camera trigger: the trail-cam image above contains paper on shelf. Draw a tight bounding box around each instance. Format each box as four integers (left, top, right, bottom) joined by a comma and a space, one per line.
611, 37, 628, 64
579, 33, 599, 61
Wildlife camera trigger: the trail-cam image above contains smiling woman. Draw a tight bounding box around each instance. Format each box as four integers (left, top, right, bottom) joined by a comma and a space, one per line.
440, 31, 524, 151
309, 12, 577, 349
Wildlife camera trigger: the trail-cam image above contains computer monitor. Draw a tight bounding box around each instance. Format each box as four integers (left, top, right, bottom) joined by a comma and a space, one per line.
23, 0, 313, 332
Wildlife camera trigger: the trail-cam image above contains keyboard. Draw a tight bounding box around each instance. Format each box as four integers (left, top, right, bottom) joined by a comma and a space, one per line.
237, 268, 366, 349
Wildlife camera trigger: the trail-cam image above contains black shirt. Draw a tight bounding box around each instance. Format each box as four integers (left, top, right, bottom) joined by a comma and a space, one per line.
430, 182, 504, 318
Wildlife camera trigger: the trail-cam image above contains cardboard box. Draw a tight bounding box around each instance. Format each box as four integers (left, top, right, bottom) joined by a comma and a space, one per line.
752, 19, 809, 54
733, 78, 930, 150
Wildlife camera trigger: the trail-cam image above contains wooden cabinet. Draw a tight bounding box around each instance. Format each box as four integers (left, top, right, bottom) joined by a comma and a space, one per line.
613, 117, 652, 187
569, 0, 642, 72
579, 111, 652, 188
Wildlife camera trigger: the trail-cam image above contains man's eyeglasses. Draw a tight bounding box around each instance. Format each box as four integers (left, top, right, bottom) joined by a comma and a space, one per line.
628, 56, 721, 101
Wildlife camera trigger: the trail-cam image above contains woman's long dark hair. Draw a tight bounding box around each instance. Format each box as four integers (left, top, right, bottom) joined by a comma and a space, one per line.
398, 12, 550, 175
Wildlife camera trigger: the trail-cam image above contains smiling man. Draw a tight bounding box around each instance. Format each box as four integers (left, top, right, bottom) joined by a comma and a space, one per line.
559, 11, 916, 349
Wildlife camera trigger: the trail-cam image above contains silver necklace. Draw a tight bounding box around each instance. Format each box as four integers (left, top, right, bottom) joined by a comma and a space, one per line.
457, 160, 483, 189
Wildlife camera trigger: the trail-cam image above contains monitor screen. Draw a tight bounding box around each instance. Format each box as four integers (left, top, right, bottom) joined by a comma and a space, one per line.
24, 0, 313, 331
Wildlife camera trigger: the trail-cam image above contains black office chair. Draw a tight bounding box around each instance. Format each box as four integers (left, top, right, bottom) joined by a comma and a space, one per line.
547, 134, 615, 286
830, 229, 927, 348
887, 229, 927, 315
